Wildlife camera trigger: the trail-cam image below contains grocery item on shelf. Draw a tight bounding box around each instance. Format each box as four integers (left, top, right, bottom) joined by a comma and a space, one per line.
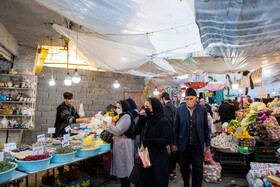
0, 161, 14, 172
19, 154, 50, 161
55, 146, 75, 154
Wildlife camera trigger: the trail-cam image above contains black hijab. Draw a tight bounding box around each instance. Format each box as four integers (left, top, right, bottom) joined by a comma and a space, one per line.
149, 97, 164, 115
118, 100, 132, 113
126, 98, 139, 119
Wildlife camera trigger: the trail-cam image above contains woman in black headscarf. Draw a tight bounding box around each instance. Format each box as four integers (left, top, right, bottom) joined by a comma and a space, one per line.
129, 97, 173, 187
108, 100, 135, 187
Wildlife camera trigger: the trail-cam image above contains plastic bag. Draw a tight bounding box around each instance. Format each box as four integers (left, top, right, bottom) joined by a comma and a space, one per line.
203, 163, 222, 183
204, 149, 215, 165
83, 134, 95, 145
78, 103, 85, 117
138, 145, 152, 168
1, 117, 9, 128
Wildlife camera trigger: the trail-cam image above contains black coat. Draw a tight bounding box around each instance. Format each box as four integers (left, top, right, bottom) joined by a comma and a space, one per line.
163, 101, 176, 127
129, 98, 173, 187
218, 102, 235, 122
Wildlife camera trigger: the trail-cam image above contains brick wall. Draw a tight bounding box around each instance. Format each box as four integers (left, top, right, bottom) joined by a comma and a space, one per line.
13, 45, 37, 74
21, 67, 144, 143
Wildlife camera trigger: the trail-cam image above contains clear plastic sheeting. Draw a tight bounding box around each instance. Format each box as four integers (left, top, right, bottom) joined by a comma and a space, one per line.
53, 24, 153, 71
195, 0, 280, 72
262, 63, 280, 85
36, 0, 203, 58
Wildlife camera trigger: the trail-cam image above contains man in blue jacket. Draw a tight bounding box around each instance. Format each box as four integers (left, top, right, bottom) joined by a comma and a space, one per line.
172, 88, 211, 187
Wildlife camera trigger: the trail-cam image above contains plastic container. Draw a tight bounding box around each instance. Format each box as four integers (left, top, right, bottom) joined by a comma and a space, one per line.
51, 151, 77, 163
97, 144, 111, 153
15, 156, 52, 172
76, 146, 100, 158
0, 162, 17, 184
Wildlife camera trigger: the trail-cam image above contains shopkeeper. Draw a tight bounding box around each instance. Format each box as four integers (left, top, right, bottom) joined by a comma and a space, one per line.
54, 92, 91, 137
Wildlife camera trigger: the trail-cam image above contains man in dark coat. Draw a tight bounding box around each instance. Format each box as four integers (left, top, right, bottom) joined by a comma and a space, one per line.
129, 98, 173, 187
173, 88, 211, 187
161, 92, 177, 181
54, 92, 90, 137
218, 99, 235, 124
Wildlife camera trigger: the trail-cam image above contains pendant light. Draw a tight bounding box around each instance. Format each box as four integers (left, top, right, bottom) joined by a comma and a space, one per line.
64, 40, 72, 86
49, 75, 55, 86
72, 26, 81, 84
64, 73, 72, 86
153, 87, 159, 95
272, 89, 276, 95
72, 68, 81, 83
113, 79, 120, 88
232, 74, 239, 90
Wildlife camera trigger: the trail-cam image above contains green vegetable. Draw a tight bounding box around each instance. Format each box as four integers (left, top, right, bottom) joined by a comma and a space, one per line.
227, 120, 240, 133
250, 102, 266, 112
0, 161, 14, 173
55, 146, 75, 154
241, 113, 258, 129
269, 98, 279, 109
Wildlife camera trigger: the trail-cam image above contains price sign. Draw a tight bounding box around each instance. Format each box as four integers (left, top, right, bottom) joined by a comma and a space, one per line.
37, 134, 45, 142
80, 123, 87, 128
62, 139, 69, 147
236, 127, 244, 134
48, 128, 56, 134
4, 143, 17, 152
65, 125, 71, 132
63, 133, 70, 141
0, 152, 4, 161
33, 146, 44, 155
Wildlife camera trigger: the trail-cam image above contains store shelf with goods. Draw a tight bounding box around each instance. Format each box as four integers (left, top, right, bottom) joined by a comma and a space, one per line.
0, 101, 34, 104
0, 115, 33, 117
0, 128, 29, 130
0, 87, 32, 91
0, 74, 35, 78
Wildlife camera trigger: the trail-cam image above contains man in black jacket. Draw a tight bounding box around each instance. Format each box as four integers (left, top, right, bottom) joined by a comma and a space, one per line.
218, 99, 235, 124
54, 92, 91, 137
161, 92, 177, 182
199, 98, 213, 117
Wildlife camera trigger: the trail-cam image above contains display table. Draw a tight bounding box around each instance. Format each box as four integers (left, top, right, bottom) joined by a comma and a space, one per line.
0, 171, 27, 186
22, 151, 110, 187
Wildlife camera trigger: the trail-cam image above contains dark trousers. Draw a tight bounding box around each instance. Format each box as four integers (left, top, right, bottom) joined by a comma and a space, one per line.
120, 177, 130, 187
179, 144, 203, 187
169, 152, 178, 174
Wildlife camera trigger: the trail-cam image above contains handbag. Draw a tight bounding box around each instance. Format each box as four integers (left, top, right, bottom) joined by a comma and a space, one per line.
100, 130, 113, 143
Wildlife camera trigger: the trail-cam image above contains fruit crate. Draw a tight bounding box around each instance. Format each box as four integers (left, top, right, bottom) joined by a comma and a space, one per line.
254, 152, 278, 163
221, 164, 249, 178
215, 151, 247, 165
255, 141, 280, 151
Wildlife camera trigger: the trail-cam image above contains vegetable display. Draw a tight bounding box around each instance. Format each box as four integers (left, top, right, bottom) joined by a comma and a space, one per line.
82, 145, 99, 150
211, 133, 238, 152
266, 126, 280, 140
19, 154, 50, 161
247, 123, 269, 141
234, 127, 252, 139
226, 120, 241, 133
55, 146, 75, 154
241, 113, 258, 129
0, 161, 14, 172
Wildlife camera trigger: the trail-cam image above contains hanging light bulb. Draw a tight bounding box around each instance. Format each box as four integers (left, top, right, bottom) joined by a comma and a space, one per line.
232, 74, 239, 90
72, 68, 81, 83
153, 87, 159, 95
113, 79, 120, 88
182, 91, 186, 98
64, 73, 72, 86
49, 75, 55, 86
238, 88, 242, 93
272, 89, 276, 95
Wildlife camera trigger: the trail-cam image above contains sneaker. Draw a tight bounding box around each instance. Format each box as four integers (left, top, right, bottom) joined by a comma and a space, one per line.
169, 175, 175, 182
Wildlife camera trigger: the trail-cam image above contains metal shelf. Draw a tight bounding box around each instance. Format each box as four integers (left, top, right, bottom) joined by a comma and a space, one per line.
0, 101, 33, 104
0, 74, 36, 77
0, 115, 33, 117
0, 87, 32, 91
0, 128, 29, 130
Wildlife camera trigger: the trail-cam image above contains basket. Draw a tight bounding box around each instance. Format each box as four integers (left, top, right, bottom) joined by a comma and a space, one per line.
51, 151, 77, 163
0, 162, 17, 184
15, 156, 52, 172
76, 146, 100, 158
96, 144, 111, 153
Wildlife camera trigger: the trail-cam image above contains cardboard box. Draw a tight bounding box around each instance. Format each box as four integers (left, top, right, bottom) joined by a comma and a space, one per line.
57, 169, 90, 187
